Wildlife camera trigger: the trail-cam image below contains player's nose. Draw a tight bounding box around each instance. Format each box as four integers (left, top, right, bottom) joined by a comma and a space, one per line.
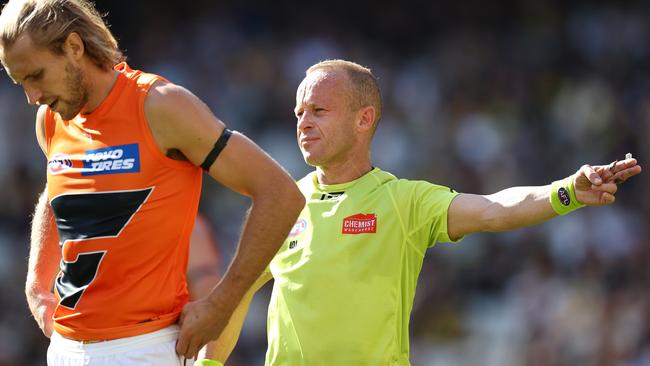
23, 84, 43, 105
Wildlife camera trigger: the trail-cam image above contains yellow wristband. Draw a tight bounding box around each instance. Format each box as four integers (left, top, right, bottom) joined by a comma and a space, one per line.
194, 360, 224, 366
549, 176, 585, 215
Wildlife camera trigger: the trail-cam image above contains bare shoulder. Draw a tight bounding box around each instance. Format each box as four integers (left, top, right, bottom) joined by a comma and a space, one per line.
143, 80, 225, 163
145, 81, 222, 125
144, 81, 197, 121
35, 105, 48, 156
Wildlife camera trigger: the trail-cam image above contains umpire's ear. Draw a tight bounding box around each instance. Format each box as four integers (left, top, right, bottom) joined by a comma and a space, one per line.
356, 105, 376, 134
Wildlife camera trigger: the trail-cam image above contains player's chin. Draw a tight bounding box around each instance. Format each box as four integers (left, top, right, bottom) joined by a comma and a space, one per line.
58, 106, 78, 120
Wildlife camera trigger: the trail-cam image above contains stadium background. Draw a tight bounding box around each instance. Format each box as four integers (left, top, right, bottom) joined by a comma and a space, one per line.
0, 0, 648, 364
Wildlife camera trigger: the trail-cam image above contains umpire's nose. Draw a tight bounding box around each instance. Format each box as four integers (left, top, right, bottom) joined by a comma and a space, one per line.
297, 112, 314, 133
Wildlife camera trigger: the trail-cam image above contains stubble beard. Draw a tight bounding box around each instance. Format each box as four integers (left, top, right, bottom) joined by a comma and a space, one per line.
58, 63, 89, 120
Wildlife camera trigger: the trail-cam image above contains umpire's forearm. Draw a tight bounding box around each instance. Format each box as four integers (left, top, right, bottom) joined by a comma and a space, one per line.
482, 185, 557, 232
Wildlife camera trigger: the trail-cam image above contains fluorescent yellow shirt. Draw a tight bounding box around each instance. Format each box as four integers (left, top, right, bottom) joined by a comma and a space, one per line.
266, 168, 460, 366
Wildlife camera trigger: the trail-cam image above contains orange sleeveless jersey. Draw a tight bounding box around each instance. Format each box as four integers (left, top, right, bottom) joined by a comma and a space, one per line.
44, 63, 202, 340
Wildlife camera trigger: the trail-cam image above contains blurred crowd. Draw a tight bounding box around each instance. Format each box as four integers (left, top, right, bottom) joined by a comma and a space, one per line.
0, 1, 648, 365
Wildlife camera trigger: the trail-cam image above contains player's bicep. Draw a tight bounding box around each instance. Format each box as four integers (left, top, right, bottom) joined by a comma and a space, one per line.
447, 193, 493, 240
145, 83, 227, 166
206, 132, 290, 197
145, 84, 289, 197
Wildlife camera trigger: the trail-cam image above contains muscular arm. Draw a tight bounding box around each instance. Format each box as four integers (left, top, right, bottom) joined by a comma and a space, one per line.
144, 83, 304, 358
26, 106, 61, 337
448, 160, 642, 240
448, 186, 554, 240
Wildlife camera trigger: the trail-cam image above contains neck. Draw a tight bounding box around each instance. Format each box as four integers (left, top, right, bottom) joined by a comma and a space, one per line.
81, 64, 119, 114
316, 157, 373, 185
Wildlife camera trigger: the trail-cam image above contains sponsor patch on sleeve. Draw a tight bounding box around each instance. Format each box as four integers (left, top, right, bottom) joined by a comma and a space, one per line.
82, 144, 140, 176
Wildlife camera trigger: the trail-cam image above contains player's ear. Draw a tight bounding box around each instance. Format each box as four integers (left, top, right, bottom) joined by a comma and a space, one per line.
356, 105, 376, 133
63, 32, 85, 61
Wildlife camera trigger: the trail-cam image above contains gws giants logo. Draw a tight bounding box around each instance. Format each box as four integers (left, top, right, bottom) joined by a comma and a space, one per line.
342, 213, 377, 234
48, 153, 73, 175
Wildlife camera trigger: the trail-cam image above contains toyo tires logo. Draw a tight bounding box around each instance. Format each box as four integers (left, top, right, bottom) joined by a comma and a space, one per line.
82, 143, 140, 176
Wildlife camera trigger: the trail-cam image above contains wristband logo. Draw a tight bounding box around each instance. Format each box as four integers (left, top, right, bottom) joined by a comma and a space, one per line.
342, 213, 377, 234
557, 187, 571, 206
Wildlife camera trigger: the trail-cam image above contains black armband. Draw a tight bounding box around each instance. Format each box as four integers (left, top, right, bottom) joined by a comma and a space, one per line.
201, 128, 232, 171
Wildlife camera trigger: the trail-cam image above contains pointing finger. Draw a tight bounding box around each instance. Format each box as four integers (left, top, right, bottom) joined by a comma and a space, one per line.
608, 160, 618, 174
605, 158, 639, 176
609, 165, 643, 184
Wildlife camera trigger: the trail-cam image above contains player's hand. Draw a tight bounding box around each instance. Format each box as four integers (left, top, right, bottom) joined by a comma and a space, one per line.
176, 295, 234, 359
28, 291, 57, 338
573, 157, 642, 206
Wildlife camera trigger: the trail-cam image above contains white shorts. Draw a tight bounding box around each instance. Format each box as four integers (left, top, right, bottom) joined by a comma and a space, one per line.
47, 325, 194, 366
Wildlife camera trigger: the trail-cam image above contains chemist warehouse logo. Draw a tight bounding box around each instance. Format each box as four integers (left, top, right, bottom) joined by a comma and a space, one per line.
342, 213, 377, 234
82, 144, 140, 176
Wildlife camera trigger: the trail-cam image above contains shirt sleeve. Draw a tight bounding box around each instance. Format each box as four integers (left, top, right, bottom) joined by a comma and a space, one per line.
408, 180, 463, 249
